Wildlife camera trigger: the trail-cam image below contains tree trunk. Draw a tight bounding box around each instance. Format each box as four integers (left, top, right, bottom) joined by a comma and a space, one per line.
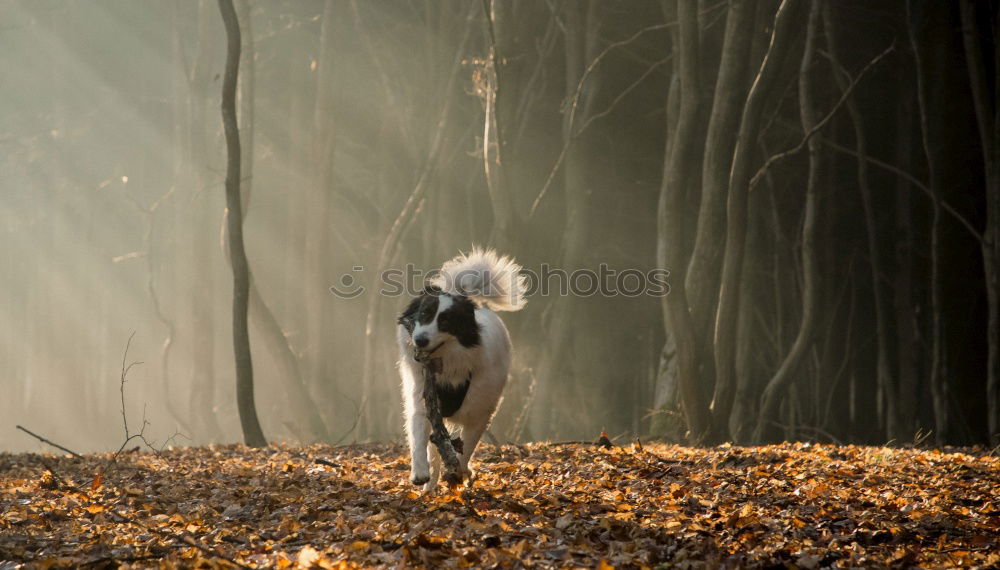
305, 0, 338, 392
482, 0, 520, 251
222, 0, 330, 443
823, 3, 897, 441
959, 0, 1000, 445
754, 0, 821, 443
657, 0, 711, 442
187, 0, 223, 442
528, 0, 600, 440
715, 0, 807, 442
162, 1, 193, 434
907, 1, 947, 446
894, 74, 919, 440
218, 0, 266, 448
686, 0, 756, 439
237, 0, 254, 204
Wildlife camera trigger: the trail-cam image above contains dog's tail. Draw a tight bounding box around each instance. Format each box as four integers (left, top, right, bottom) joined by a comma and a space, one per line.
431, 246, 527, 312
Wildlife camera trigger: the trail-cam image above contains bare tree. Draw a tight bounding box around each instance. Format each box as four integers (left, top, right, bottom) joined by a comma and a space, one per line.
181, 0, 224, 442
219, 0, 266, 448
528, 0, 602, 439
714, 0, 807, 442
823, 3, 897, 440
656, 0, 711, 442
908, 1, 947, 445
687, 0, 756, 439
959, 0, 1000, 446
754, 0, 822, 443
218, 0, 331, 443
481, 0, 520, 250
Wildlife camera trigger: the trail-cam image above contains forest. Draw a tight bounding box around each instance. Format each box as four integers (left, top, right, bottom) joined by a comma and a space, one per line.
2, 0, 1000, 566
3, 0, 997, 451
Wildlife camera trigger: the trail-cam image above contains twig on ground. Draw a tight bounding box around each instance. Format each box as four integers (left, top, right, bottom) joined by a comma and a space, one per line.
81, 552, 169, 567
315, 458, 339, 468
15, 425, 83, 459
108, 508, 253, 569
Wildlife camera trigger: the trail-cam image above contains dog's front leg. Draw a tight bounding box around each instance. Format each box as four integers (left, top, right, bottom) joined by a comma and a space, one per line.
424, 442, 442, 492
403, 364, 431, 485
406, 410, 431, 485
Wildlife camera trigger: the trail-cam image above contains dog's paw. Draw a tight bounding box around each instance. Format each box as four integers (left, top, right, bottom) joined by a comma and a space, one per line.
457, 464, 474, 481
410, 472, 430, 486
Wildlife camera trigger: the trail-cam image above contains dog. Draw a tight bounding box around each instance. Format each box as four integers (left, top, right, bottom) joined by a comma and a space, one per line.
396, 247, 526, 490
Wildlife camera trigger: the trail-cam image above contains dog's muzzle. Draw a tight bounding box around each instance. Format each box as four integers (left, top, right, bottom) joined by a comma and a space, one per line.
413, 341, 444, 363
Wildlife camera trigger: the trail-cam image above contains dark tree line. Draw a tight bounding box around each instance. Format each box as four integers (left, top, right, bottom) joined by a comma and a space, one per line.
1, 0, 997, 451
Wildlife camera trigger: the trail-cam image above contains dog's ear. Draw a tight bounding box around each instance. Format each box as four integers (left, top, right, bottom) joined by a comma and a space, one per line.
423, 284, 443, 296
398, 296, 422, 333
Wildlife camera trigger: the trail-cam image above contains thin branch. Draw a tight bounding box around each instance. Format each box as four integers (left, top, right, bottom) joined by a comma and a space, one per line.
749, 43, 895, 190
15, 425, 83, 458
529, 21, 675, 217
331, 393, 362, 446
108, 508, 253, 569
119, 331, 143, 438
528, 1, 727, 217
577, 54, 673, 135
818, 136, 982, 241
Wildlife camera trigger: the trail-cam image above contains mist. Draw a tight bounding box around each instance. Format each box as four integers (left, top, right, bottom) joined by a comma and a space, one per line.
2, 0, 998, 454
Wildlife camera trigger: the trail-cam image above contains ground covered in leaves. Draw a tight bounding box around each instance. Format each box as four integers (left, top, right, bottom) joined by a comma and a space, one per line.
1, 441, 999, 568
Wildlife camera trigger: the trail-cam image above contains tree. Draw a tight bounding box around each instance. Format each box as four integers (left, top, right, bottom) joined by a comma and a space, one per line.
218, 0, 266, 448
687, 0, 756, 440
824, 3, 897, 439
714, 0, 807, 443
959, 0, 1000, 446
754, 0, 823, 443
657, 0, 711, 442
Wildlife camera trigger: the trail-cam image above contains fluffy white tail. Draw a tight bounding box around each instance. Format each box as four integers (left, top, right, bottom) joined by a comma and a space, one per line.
431, 247, 527, 312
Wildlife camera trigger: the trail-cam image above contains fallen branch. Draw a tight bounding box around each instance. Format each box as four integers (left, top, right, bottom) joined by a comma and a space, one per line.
15, 425, 83, 459
108, 508, 252, 569
420, 358, 462, 486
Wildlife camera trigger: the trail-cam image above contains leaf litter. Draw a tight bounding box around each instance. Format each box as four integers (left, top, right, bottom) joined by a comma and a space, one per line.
1, 441, 999, 568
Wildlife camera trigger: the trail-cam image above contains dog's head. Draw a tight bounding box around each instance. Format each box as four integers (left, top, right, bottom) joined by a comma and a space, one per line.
398, 285, 481, 358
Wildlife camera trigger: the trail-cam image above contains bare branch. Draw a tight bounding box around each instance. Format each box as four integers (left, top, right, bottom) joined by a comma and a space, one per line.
107, 508, 253, 569
529, 1, 727, 217
15, 425, 83, 458
119, 331, 143, 438
749, 42, 895, 191
818, 136, 981, 241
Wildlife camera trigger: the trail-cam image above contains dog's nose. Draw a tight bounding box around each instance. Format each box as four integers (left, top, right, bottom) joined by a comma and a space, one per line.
414, 335, 429, 348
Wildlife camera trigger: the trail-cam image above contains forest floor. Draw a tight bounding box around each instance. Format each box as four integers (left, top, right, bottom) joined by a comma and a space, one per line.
1, 440, 999, 569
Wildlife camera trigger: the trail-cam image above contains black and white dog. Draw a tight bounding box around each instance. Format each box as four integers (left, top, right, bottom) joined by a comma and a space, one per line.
397, 248, 526, 490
